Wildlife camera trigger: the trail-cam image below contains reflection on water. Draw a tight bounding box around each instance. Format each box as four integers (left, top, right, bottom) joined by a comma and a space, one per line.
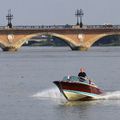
64, 100, 97, 106
63, 99, 120, 107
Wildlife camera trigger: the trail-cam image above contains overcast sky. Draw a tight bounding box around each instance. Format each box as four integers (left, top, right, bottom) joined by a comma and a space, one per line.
0, 0, 119, 26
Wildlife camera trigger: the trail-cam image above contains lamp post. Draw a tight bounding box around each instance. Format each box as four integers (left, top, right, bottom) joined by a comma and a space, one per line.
6, 9, 13, 28
79, 9, 84, 28
75, 9, 84, 28
75, 9, 80, 25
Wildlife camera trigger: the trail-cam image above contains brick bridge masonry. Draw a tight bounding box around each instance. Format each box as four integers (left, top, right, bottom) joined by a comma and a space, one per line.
0, 25, 120, 51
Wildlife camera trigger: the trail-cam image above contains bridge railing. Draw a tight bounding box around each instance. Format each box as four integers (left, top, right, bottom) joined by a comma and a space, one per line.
0, 25, 72, 29
1, 25, 120, 29
85, 25, 120, 29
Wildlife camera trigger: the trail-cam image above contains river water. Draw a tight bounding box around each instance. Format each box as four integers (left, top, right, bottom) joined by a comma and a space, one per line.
0, 46, 120, 120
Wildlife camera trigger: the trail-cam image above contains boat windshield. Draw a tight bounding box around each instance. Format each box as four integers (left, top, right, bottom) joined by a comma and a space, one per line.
62, 76, 91, 84
63, 76, 80, 82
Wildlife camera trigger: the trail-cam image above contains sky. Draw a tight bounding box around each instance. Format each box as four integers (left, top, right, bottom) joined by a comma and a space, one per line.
0, 0, 119, 26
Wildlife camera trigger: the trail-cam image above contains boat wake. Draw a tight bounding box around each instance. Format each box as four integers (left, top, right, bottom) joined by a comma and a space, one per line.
95, 91, 120, 100
32, 89, 120, 102
32, 87, 65, 100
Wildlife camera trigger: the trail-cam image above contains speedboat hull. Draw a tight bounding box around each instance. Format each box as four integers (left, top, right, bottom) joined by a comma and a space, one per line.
53, 81, 103, 101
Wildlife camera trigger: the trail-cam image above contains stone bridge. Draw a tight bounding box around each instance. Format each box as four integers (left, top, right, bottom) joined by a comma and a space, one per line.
0, 25, 120, 51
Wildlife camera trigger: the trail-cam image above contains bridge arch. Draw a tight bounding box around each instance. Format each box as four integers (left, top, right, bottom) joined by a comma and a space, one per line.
16, 32, 80, 50
0, 41, 6, 50
88, 33, 120, 47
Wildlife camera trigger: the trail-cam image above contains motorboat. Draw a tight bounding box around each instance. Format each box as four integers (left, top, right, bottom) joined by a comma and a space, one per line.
53, 76, 103, 101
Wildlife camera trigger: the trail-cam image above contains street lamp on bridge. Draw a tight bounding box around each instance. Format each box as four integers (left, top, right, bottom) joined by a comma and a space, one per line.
75, 9, 80, 25
79, 9, 84, 28
75, 9, 84, 28
6, 9, 13, 28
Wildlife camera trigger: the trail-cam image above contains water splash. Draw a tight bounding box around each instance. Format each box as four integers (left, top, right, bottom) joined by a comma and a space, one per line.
95, 91, 120, 100
32, 87, 65, 100
32, 88, 120, 102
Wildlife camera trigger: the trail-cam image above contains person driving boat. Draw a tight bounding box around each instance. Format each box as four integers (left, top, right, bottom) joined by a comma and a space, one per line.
78, 67, 87, 78
78, 67, 87, 81
78, 67, 96, 86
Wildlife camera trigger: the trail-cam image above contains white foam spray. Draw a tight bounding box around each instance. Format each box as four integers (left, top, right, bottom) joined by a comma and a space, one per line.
32, 87, 65, 100
95, 91, 120, 100
32, 88, 120, 105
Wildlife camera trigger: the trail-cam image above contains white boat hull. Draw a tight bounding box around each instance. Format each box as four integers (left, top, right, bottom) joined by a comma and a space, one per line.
63, 90, 100, 101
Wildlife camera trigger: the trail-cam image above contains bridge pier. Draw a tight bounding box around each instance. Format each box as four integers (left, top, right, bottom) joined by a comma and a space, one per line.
2, 46, 18, 52
70, 45, 88, 51
78, 46, 88, 51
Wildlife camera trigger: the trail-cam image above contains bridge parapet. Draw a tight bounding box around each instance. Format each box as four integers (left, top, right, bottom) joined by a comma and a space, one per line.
85, 25, 120, 29
1, 25, 120, 30
0, 25, 72, 30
